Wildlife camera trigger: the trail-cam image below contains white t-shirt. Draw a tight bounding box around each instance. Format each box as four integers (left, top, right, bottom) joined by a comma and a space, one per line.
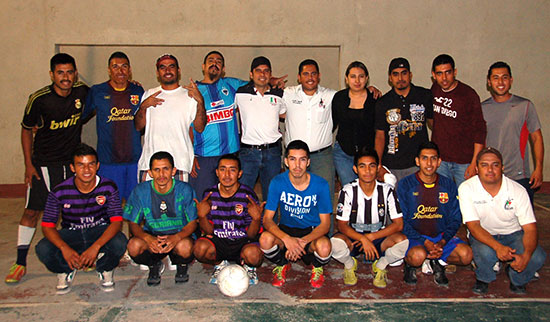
458, 175, 536, 235
283, 85, 336, 151
137, 86, 197, 173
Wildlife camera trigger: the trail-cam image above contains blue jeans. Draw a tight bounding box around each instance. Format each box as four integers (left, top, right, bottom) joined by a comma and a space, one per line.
515, 178, 535, 206
36, 225, 128, 274
469, 230, 546, 285
189, 155, 221, 199
333, 142, 357, 186
239, 145, 281, 201
309, 146, 335, 234
437, 161, 468, 187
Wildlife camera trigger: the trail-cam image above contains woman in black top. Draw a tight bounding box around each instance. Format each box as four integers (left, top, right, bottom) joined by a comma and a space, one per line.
332, 61, 377, 185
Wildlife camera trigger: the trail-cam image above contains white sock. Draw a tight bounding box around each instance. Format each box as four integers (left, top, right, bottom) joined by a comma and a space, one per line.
331, 237, 355, 269
17, 225, 36, 246
377, 239, 409, 270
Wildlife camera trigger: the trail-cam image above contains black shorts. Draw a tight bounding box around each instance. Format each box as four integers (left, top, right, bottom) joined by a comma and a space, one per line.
200, 235, 253, 261
279, 224, 321, 265
26, 163, 73, 211
349, 237, 386, 258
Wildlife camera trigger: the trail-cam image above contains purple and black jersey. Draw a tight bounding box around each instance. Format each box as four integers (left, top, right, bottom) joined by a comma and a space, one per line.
42, 176, 123, 230
204, 183, 259, 240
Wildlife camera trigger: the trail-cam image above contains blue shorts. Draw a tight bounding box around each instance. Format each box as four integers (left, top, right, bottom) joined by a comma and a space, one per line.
99, 163, 137, 201
349, 237, 386, 258
406, 234, 464, 262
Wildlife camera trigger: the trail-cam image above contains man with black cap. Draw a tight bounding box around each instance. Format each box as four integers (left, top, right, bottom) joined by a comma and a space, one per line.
375, 58, 433, 182
235, 56, 286, 200
135, 54, 206, 183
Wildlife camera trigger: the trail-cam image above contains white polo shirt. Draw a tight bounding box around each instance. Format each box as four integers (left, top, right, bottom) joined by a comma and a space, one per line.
283, 85, 336, 151
458, 175, 536, 235
235, 83, 286, 145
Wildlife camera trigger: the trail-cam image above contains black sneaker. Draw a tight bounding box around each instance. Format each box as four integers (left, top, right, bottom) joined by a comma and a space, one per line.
510, 282, 526, 294
472, 279, 489, 294
147, 261, 164, 286
403, 263, 417, 285
175, 264, 189, 284
431, 260, 449, 286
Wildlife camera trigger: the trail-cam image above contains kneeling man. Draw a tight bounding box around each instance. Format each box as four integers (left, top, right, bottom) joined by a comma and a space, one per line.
193, 154, 264, 285
260, 140, 332, 288
332, 149, 408, 288
459, 147, 546, 294
397, 142, 472, 286
36, 144, 127, 294
124, 151, 197, 286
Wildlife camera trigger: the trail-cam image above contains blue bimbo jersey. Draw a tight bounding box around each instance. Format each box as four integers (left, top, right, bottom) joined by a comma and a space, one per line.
397, 173, 461, 242
266, 171, 332, 229
194, 77, 247, 156
83, 82, 144, 164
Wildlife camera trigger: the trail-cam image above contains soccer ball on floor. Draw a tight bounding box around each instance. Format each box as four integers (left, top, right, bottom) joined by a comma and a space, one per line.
217, 264, 250, 297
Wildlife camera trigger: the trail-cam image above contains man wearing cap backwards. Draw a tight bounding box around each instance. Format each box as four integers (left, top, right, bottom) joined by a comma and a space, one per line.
458, 147, 546, 294
235, 56, 286, 201
375, 57, 433, 182
430, 54, 486, 187
481, 61, 544, 204
135, 54, 206, 183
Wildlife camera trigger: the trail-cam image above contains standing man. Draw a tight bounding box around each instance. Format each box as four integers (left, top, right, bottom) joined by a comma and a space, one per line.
331, 149, 408, 288
397, 142, 472, 286
83, 51, 144, 201
35, 144, 127, 294
431, 54, 486, 186
459, 147, 546, 294
6, 53, 89, 283
124, 152, 197, 286
375, 57, 433, 182
283, 59, 337, 199
482, 61, 544, 203
260, 140, 332, 288
135, 54, 206, 183
193, 154, 264, 285
235, 56, 286, 201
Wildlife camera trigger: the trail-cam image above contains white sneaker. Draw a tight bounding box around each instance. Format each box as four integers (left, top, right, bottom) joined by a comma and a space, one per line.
389, 259, 404, 267
56, 270, 77, 295
493, 261, 501, 273
98, 270, 115, 292
139, 264, 149, 271
209, 260, 229, 284
421, 259, 433, 275
244, 264, 258, 285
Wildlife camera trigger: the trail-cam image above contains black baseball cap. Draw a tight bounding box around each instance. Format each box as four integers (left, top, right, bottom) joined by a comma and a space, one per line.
388, 57, 410, 74
250, 56, 271, 72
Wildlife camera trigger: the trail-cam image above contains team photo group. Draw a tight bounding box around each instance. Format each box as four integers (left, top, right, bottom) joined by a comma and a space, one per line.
6, 49, 546, 297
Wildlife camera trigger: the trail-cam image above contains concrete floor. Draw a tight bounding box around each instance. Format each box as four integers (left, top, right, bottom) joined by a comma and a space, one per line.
1, 196, 549, 321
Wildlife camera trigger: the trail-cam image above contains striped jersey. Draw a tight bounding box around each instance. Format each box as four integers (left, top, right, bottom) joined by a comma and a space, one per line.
194, 77, 248, 156
42, 176, 123, 230
204, 183, 259, 240
83, 81, 144, 164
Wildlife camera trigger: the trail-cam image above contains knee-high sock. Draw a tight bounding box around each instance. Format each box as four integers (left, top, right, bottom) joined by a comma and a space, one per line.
313, 251, 332, 268
331, 237, 355, 269
377, 239, 409, 270
261, 245, 288, 266
16, 225, 36, 266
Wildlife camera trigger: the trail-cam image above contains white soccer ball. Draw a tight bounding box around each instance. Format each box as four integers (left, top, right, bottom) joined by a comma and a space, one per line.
217, 264, 250, 297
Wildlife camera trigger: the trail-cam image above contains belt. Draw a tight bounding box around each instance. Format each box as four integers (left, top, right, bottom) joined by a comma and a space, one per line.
310, 145, 331, 155
241, 139, 280, 150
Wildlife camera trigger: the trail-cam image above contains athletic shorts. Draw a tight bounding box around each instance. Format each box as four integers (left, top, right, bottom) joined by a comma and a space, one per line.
99, 163, 138, 201
26, 163, 73, 211
349, 237, 386, 258
200, 235, 254, 261
279, 224, 324, 264
139, 169, 188, 183
406, 234, 465, 262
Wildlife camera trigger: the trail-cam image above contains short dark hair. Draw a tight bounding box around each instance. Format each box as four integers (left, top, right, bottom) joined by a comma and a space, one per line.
203, 50, 225, 66
476, 147, 503, 165
108, 51, 130, 66
298, 59, 319, 74
218, 153, 241, 171
487, 61, 512, 79
50, 53, 76, 72
432, 54, 455, 71
285, 140, 310, 158
149, 151, 175, 169
354, 148, 379, 167
417, 141, 440, 158
72, 143, 97, 163
345, 61, 369, 77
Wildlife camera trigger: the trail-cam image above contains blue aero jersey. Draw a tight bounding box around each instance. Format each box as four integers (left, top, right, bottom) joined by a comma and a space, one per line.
194, 77, 247, 157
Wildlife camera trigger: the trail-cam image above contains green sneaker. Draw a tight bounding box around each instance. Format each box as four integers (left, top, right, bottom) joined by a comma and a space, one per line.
343, 257, 358, 285
372, 260, 388, 288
